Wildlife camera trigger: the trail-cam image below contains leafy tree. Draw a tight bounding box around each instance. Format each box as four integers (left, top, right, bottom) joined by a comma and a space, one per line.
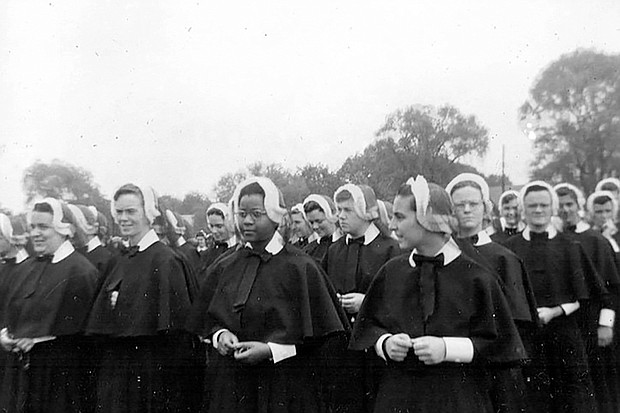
213, 171, 248, 204
22, 159, 109, 213
520, 49, 620, 192
297, 164, 341, 197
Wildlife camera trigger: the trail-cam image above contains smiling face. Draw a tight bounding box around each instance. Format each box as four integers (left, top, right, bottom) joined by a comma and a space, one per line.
237, 193, 278, 244
501, 198, 520, 226
523, 190, 552, 231
291, 212, 313, 238
306, 209, 335, 238
30, 211, 66, 255
451, 186, 484, 236
114, 193, 151, 245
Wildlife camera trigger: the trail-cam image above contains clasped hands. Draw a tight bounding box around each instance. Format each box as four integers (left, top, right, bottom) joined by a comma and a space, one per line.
217, 331, 272, 364
385, 333, 446, 365
0, 328, 34, 354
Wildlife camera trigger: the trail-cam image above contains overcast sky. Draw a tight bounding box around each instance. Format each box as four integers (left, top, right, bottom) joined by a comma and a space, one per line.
1, 0, 619, 211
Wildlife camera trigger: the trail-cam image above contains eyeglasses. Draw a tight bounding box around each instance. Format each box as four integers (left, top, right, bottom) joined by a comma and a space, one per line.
453, 201, 483, 210
236, 210, 269, 220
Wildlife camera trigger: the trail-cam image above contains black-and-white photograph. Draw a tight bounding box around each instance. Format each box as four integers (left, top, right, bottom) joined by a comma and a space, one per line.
1, 1, 620, 412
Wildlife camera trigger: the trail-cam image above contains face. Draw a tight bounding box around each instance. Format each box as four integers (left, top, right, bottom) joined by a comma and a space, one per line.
207, 214, 230, 242
237, 194, 277, 243
523, 190, 552, 230
451, 186, 484, 234
336, 199, 368, 238
501, 199, 520, 226
558, 194, 580, 226
291, 212, 313, 238
306, 209, 335, 238
592, 201, 614, 228
390, 195, 426, 250
114, 193, 151, 245
30, 211, 66, 255
196, 236, 207, 248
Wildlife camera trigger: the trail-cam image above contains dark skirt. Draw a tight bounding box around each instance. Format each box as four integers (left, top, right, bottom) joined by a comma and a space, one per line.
205, 352, 325, 413
94, 334, 204, 413
0, 336, 93, 413
373, 364, 493, 413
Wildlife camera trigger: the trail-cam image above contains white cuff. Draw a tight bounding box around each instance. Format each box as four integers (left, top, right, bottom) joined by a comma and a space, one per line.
374, 333, 393, 361
560, 301, 580, 316
212, 329, 230, 349
599, 309, 616, 328
443, 337, 474, 363
267, 343, 296, 364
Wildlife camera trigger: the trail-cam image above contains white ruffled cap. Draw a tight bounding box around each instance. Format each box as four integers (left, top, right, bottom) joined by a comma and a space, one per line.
587, 190, 619, 218
111, 183, 161, 226
406, 175, 454, 234
303, 194, 338, 224
0, 213, 12, 240
445, 173, 493, 213
519, 181, 559, 216
595, 177, 620, 194
499, 190, 521, 207
37, 198, 75, 237
553, 183, 586, 210
333, 184, 379, 221
67, 204, 95, 237
233, 176, 287, 225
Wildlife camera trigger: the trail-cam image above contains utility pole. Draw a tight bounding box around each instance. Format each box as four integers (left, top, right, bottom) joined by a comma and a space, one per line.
501, 144, 506, 193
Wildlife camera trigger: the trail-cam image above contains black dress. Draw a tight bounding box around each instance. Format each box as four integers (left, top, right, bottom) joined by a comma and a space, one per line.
0, 250, 98, 413
564, 226, 620, 413
86, 239, 201, 413
505, 231, 603, 413
303, 235, 334, 264
187, 242, 347, 413
350, 253, 526, 413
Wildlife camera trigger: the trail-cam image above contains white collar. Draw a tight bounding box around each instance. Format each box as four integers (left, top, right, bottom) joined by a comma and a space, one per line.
86, 236, 102, 253
522, 224, 558, 240
15, 248, 29, 264
500, 217, 525, 232
226, 235, 237, 248
317, 229, 344, 245
408, 237, 461, 268
52, 240, 75, 263
346, 222, 380, 246
308, 232, 319, 243
473, 230, 492, 246
137, 229, 160, 252
245, 231, 284, 255
176, 236, 187, 247
574, 221, 591, 234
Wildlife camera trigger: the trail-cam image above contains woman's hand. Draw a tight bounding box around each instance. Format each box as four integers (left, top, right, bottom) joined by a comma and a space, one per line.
217, 331, 239, 356
385, 333, 412, 362
339, 293, 365, 314
412, 336, 446, 365
233, 341, 272, 364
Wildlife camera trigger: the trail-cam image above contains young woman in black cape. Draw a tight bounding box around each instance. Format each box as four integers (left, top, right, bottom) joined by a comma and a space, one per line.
187, 177, 348, 413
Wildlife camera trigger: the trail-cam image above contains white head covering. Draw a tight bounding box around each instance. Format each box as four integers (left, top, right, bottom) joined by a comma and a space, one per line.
333, 184, 379, 221
553, 183, 586, 210
587, 190, 619, 219
67, 204, 93, 237
0, 213, 12, 240
34, 198, 75, 237
377, 200, 393, 227
232, 177, 287, 224
406, 175, 453, 234
595, 177, 620, 195
207, 202, 234, 231
75, 205, 99, 235
111, 183, 161, 225
165, 209, 186, 235
519, 181, 559, 216
302, 194, 338, 224
499, 190, 521, 208
445, 173, 493, 213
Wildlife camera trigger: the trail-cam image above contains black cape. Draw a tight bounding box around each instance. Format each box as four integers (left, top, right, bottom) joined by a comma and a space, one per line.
350, 254, 526, 413
187, 243, 348, 413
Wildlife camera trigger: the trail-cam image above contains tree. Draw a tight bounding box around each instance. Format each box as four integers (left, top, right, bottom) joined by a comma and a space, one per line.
22, 160, 109, 213
213, 171, 247, 203
297, 164, 341, 197
338, 104, 490, 200
520, 49, 620, 192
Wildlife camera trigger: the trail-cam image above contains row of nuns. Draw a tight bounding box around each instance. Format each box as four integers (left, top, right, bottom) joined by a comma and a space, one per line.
0, 174, 620, 413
